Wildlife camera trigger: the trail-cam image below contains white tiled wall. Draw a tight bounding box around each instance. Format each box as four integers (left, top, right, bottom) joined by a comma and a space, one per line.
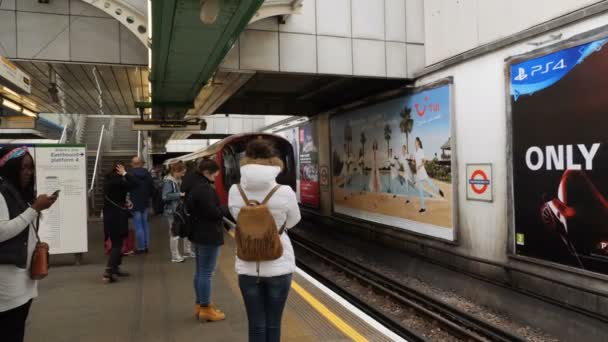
386, 0, 406, 42
0, 0, 15, 11
231, 0, 424, 79
70, 16, 120, 63
280, 0, 316, 34
387, 42, 407, 78
316, 0, 351, 37
240, 30, 280, 71
317, 36, 353, 75
279, 33, 317, 73
353, 39, 386, 77
17, 12, 70, 60
0, 11, 16, 58
352, 0, 385, 40
0, 1, 147, 65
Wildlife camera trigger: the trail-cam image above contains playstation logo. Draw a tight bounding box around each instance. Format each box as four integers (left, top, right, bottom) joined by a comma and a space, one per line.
514, 67, 528, 81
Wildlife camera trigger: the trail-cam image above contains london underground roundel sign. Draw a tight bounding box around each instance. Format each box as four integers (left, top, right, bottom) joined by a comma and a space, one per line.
466, 164, 493, 202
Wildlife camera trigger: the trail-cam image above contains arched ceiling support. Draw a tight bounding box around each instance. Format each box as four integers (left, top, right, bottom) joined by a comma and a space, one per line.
80, 0, 148, 47
250, 0, 304, 24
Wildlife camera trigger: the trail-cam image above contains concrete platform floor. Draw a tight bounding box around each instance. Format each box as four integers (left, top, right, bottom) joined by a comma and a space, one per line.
25, 217, 395, 342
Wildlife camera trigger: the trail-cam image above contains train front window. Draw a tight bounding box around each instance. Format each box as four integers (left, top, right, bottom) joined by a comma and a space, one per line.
223, 146, 240, 191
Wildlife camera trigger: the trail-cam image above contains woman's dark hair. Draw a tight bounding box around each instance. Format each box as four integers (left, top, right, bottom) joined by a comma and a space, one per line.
198, 158, 220, 174
416, 137, 423, 149
246, 139, 275, 159
0, 146, 35, 203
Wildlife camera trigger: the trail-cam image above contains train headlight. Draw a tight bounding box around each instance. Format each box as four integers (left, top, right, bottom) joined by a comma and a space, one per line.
200, 119, 207, 131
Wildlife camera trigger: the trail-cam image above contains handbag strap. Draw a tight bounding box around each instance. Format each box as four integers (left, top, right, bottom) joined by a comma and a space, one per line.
104, 195, 128, 211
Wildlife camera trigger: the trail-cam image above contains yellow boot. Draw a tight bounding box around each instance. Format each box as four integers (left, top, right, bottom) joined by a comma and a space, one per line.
194, 304, 201, 319
198, 304, 225, 322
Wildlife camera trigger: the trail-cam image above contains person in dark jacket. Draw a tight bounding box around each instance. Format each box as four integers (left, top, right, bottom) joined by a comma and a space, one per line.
0, 146, 56, 342
129, 156, 154, 254
103, 162, 137, 283
188, 159, 227, 322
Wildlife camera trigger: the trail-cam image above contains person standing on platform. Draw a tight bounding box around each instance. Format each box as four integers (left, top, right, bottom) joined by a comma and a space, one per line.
103, 162, 137, 283
162, 161, 194, 263
228, 140, 301, 342
130, 156, 154, 254
0, 147, 57, 342
187, 159, 227, 322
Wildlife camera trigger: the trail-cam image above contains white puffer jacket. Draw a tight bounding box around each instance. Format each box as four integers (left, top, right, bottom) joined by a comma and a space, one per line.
228, 160, 301, 277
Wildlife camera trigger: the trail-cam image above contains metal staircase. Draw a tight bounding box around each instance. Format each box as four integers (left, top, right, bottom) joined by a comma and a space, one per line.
84, 116, 140, 216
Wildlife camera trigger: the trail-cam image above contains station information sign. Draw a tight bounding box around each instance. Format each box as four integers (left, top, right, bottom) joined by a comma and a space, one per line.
34, 145, 88, 255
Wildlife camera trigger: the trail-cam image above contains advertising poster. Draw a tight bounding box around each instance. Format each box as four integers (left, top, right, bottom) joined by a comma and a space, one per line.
299, 123, 320, 208
34, 145, 88, 255
331, 83, 454, 240
509, 35, 608, 275
275, 127, 301, 202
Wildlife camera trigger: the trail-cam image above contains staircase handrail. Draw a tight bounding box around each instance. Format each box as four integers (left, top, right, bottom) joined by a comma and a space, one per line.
74, 115, 87, 144
59, 125, 68, 144
88, 124, 108, 196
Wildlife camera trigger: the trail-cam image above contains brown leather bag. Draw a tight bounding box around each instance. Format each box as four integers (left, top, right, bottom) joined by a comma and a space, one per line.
30, 218, 49, 280
235, 185, 285, 263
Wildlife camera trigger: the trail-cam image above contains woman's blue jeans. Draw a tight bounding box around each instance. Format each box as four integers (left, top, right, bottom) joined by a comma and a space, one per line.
239, 274, 292, 342
132, 209, 149, 251
193, 244, 220, 305
418, 178, 440, 209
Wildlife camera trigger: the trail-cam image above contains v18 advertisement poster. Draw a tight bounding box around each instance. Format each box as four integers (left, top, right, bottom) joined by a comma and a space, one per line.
330, 83, 454, 241
299, 123, 319, 208
274, 127, 301, 202
509, 35, 608, 275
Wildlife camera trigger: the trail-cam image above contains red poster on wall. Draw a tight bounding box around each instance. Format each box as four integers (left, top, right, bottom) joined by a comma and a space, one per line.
299, 123, 319, 208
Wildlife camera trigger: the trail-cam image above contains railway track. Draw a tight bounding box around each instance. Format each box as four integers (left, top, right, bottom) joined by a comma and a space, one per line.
291, 232, 527, 342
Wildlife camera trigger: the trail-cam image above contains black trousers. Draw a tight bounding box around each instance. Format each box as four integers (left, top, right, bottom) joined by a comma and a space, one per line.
107, 234, 124, 271
0, 299, 32, 342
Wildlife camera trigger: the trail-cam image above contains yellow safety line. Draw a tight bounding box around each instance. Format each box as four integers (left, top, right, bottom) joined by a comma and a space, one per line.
291, 281, 368, 342
227, 229, 368, 342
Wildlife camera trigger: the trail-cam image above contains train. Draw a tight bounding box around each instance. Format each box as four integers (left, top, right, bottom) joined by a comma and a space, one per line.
163, 133, 297, 205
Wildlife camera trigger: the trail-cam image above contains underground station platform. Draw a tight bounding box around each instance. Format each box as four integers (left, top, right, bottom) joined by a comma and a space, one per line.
25, 217, 401, 342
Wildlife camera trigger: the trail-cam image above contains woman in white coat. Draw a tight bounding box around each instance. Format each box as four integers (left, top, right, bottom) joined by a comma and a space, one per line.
228, 140, 301, 342
414, 137, 444, 213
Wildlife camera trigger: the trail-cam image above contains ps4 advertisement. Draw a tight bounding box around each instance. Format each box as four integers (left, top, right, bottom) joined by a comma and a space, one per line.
509, 35, 608, 275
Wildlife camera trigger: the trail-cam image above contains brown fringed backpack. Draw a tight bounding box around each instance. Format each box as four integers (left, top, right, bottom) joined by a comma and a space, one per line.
235, 184, 285, 268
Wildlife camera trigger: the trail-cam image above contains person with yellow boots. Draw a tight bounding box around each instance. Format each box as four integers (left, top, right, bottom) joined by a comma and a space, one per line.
186, 159, 227, 322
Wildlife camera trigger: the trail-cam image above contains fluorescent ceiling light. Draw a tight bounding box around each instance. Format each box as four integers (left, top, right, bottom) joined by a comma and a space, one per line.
3, 98, 22, 111
22, 108, 38, 118
2, 86, 20, 97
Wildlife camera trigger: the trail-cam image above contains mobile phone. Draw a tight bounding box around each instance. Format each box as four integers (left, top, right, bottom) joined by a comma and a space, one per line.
51, 190, 61, 197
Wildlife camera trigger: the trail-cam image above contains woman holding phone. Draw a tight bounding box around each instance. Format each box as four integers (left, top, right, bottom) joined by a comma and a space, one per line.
102, 162, 137, 283
0, 146, 57, 342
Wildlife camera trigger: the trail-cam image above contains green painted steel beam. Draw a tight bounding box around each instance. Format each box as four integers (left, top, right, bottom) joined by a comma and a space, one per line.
150, 0, 264, 111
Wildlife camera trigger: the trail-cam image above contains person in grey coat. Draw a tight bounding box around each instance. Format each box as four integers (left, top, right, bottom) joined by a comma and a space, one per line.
162, 161, 193, 263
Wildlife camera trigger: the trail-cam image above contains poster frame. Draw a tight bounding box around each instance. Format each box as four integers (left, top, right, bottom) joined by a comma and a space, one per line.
504, 25, 608, 280
328, 77, 460, 244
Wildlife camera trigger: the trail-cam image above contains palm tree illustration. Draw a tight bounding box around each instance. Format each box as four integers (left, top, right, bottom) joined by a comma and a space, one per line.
360, 131, 367, 155
345, 125, 353, 157
384, 124, 392, 193
399, 107, 414, 153
384, 124, 392, 158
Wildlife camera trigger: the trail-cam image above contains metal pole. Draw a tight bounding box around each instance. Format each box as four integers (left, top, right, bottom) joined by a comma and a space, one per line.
137, 131, 141, 157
